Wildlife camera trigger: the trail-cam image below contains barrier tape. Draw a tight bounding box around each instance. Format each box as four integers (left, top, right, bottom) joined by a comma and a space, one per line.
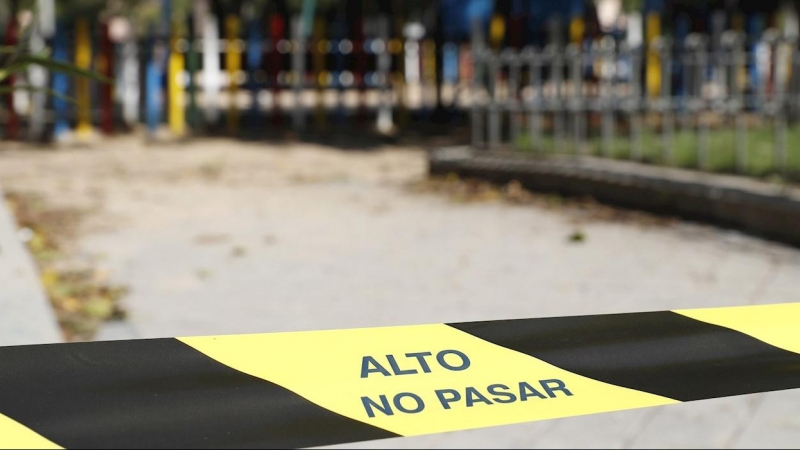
1, 302, 799, 449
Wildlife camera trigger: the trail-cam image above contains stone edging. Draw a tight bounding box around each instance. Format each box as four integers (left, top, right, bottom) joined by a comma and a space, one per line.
429, 147, 800, 247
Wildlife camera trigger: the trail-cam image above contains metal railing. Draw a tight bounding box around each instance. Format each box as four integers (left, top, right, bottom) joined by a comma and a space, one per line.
471, 29, 800, 178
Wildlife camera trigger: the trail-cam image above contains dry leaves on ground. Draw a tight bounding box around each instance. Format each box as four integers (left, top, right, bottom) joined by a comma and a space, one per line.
5, 191, 128, 341
408, 174, 677, 227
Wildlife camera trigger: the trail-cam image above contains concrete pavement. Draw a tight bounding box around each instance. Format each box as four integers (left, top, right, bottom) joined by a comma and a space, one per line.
0, 188, 61, 346
0, 139, 797, 448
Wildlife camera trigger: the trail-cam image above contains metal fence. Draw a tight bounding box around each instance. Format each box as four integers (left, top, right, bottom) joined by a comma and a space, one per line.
1, 12, 470, 143
471, 27, 800, 178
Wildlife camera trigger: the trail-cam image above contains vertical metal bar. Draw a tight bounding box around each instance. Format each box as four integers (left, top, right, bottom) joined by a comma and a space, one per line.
291, 15, 305, 130
52, 20, 71, 141
552, 46, 564, 153
601, 37, 615, 158
660, 38, 674, 164
226, 14, 242, 134
354, 17, 369, 123
36, 0, 55, 140
774, 38, 788, 173
203, 12, 221, 126
28, 18, 48, 141
120, 38, 140, 130
731, 32, 747, 173
186, 2, 202, 133
568, 43, 583, 154
529, 49, 543, 152
679, 36, 692, 160
508, 51, 521, 147
269, 12, 287, 125
376, 14, 392, 134
392, 20, 407, 129
29, 0, 55, 139
168, 20, 186, 137
488, 53, 501, 148
3, 11, 20, 140
75, 18, 93, 139
99, 21, 115, 135
470, 19, 484, 148
630, 44, 642, 161
697, 40, 709, 170
246, 9, 265, 129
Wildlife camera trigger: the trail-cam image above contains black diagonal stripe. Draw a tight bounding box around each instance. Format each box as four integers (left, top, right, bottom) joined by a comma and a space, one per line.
0, 338, 397, 449
448, 311, 800, 402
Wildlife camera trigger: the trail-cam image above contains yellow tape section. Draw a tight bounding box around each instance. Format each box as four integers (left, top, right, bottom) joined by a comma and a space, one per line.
675, 302, 800, 355
0, 413, 61, 450
179, 324, 676, 437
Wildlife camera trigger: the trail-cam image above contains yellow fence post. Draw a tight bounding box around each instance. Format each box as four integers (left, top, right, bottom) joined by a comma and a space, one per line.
570, 15, 585, 46
422, 39, 436, 113
169, 20, 186, 137
75, 19, 93, 139
646, 12, 662, 99
226, 15, 241, 134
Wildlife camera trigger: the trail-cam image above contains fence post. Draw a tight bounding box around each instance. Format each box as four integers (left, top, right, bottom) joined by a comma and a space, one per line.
75, 18, 93, 139
226, 14, 242, 134
686, 34, 709, 170
487, 52, 501, 149
658, 37, 674, 164
599, 36, 615, 158
312, 16, 327, 131
202, 10, 221, 127
185, 2, 202, 133
391, 17, 407, 129
269, 11, 287, 126
145, 29, 164, 138
51, 20, 70, 141
645, 9, 662, 100
376, 14, 393, 134
35, 0, 56, 140
421, 37, 437, 120
470, 19, 485, 149
567, 43, 583, 155
27, 9, 49, 141
99, 20, 114, 135
246, 7, 264, 129
120, 35, 139, 130
2, 11, 19, 140
506, 49, 521, 147
727, 30, 748, 173
773, 34, 790, 174
629, 43, 643, 161
168, 20, 186, 137
527, 47, 542, 153
551, 44, 565, 153
291, 15, 306, 130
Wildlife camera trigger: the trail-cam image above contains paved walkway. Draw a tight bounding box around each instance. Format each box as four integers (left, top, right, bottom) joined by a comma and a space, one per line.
0, 188, 61, 346
0, 138, 798, 448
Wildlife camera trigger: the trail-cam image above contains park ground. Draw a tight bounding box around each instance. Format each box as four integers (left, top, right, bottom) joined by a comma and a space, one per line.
0, 135, 799, 448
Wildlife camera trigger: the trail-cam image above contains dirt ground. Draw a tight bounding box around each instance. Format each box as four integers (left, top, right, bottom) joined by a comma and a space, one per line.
1, 135, 799, 448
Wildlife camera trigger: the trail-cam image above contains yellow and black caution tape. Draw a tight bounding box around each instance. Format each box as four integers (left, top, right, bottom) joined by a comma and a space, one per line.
1, 302, 799, 448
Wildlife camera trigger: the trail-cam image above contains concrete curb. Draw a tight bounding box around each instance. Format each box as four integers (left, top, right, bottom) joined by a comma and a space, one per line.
0, 188, 62, 346
429, 147, 800, 247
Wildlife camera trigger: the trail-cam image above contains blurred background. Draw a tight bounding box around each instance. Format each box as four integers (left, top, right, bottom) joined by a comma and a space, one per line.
0, 0, 798, 171
1, 0, 800, 448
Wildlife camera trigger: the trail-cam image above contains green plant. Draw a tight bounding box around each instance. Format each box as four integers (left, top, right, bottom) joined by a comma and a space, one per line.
0, 19, 112, 102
